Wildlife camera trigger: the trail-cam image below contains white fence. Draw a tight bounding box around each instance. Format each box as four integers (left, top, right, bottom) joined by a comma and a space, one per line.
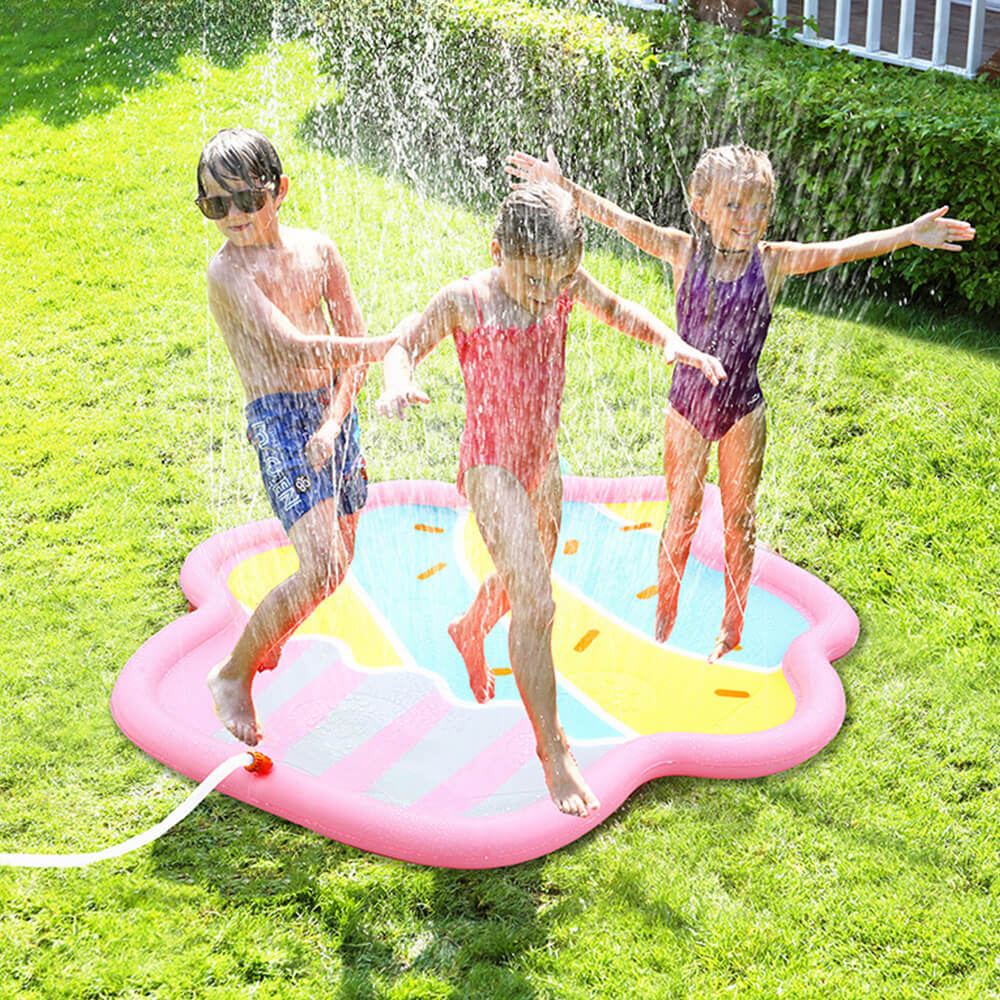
617, 0, 997, 77
772, 0, 993, 77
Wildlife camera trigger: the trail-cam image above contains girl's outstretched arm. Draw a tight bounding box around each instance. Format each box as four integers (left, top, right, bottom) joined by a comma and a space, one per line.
376, 282, 469, 419
770, 206, 976, 277
506, 146, 691, 268
572, 268, 726, 385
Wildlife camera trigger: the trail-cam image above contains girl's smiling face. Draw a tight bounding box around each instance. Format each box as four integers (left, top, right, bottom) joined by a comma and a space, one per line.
493, 242, 582, 314
694, 174, 773, 253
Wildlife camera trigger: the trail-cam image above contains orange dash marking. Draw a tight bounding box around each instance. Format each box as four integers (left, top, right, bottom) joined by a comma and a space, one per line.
636, 585, 657, 600
574, 629, 600, 653
622, 522, 652, 532
714, 689, 751, 699
417, 562, 447, 580
494, 667, 513, 676
414, 523, 445, 534
563, 539, 579, 555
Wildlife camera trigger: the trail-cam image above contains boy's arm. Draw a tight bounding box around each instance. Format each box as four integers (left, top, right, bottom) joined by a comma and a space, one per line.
376, 283, 467, 419
304, 357, 370, 469
506, 146, 691, 267
207, 260, 395, 370
572, 269, 726, 385
320, 240, 372, 433
322, 239, 368, 341
769, 206, 976, 277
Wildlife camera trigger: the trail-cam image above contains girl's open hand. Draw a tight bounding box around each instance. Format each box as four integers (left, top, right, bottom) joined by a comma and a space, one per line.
667, 340, 726, 385
910, 206, 976, 251
375, 384, 430, 420
696, 351, 727, 387
505, 145, 565, 186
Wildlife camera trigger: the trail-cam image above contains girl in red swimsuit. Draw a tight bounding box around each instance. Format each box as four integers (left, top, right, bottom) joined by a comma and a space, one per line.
377, 183, 725, 818
508, 145, 975, 663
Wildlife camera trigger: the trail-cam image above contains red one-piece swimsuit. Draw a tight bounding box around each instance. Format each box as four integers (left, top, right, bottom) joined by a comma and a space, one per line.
454, 280, 573, 496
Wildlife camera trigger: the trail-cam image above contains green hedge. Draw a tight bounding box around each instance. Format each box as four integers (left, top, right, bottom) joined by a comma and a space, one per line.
306, 0, 998, 313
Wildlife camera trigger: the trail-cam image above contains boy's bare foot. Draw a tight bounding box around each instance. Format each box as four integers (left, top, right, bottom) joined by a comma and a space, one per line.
708, 628, 742, 663
655, 582, 680, 643
305, 422, 339, 470
538, 735, 600, 818
448, 615, 495, 702
207, 662, 262, 745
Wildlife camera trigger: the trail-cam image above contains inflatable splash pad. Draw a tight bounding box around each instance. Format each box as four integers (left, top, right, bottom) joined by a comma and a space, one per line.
112, 476, 858, 868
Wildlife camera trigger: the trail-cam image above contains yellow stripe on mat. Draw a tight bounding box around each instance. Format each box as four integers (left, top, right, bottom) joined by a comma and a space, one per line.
228, 548, 403, 669
460, 509, 795, 736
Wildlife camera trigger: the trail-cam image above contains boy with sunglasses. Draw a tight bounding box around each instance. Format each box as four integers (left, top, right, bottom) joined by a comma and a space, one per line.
196, 127, 396, 745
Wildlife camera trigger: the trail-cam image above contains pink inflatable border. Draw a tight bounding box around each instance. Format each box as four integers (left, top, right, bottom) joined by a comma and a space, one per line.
111, 477, 858, 868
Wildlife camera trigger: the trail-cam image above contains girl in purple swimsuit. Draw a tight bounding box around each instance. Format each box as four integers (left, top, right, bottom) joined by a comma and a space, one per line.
508, 145, 975, 662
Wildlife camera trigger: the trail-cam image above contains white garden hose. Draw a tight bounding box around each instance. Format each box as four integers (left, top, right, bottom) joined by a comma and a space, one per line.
0, 750, 272, 869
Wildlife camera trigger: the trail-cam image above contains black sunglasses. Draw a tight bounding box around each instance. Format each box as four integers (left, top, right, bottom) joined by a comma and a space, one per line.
195, 187, 270, 220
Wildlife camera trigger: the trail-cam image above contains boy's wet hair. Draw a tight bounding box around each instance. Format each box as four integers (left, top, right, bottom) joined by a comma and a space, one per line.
197, 127, 283, 198
494, 183, 584, 261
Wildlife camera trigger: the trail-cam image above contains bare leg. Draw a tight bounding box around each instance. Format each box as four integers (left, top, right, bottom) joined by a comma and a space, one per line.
255, 619, 301, 672
207, 504, 358, 744
709, 405, 766, 662
255, 638, 287, 673
656, 406, 711, 643
463, 464, 597, 817
450, 454, 562, 702
448, 577, 505, 703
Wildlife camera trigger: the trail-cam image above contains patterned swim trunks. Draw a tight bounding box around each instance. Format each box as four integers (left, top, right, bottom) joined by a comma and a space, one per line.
245, 387, 368, 533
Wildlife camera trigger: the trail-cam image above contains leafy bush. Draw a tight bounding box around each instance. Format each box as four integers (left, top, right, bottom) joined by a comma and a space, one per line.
306, 0, 998, 313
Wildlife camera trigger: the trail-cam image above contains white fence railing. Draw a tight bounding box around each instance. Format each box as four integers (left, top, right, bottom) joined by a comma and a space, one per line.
772, 0, 992, 77
617, 0, 997, 78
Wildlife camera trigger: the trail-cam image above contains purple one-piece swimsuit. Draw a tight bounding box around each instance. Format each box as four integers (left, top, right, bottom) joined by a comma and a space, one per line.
668, 246, 772, 441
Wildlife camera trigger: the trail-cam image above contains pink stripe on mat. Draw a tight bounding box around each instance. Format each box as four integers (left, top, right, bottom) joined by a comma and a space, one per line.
247, 656, 368, 759
413, 719, 538, 816
316, 691, 454, 794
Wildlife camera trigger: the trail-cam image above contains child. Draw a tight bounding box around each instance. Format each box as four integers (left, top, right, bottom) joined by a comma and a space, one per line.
196, 127, 397, 745
377, 183, 726, 817
507, 145, 975, 662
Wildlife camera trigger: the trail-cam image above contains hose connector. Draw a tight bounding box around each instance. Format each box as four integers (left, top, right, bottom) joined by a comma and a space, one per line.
244, 751, 273, 776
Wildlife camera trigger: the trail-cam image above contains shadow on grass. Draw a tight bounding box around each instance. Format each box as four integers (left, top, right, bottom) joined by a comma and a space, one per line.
146, 797, 554, 996
0, 0, 298, 128
145, 789, 696, 997
774, 276, 999, 357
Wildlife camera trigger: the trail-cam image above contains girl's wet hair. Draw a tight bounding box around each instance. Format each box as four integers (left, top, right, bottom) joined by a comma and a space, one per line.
197, 127, 283, 197
688, 145, 775, 251
494, 183, 584, 261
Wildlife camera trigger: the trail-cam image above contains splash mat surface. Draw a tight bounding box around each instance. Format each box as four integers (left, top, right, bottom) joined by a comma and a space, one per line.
112, 476, 857, 868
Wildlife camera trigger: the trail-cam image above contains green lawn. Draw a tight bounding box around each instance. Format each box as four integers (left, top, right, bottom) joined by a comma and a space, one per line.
1, 3, 998, 998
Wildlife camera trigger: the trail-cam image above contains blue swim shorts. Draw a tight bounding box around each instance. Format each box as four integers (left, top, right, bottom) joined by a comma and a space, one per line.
245, 387, 368, 533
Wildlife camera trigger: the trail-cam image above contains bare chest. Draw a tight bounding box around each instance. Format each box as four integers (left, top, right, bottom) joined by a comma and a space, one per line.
252, 255, 326, 322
